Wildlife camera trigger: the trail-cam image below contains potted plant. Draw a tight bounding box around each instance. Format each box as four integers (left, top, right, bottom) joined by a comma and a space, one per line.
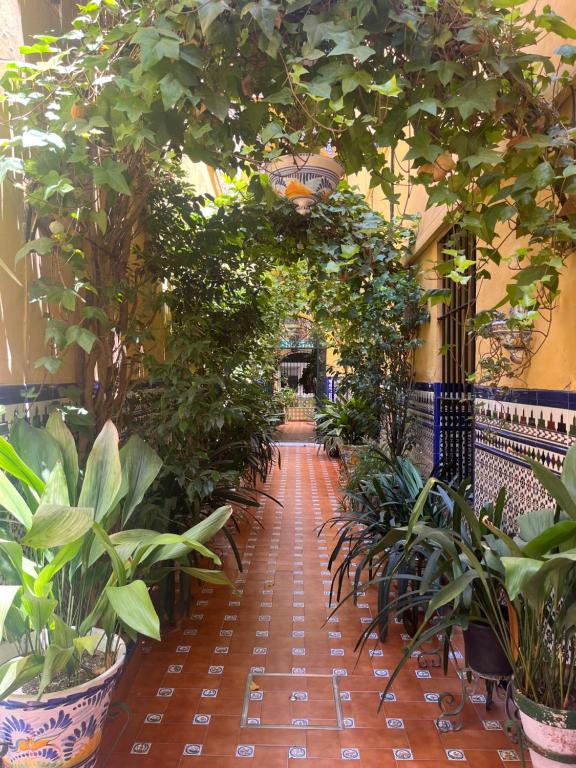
375, 447, 576, 766
314, 396, 379, 462
264, 152, 345, 214
0, 414, 232, 768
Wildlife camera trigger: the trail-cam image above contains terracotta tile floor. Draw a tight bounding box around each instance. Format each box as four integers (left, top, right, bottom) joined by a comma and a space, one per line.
274, 421, 317, 443
99, 439, 527, 767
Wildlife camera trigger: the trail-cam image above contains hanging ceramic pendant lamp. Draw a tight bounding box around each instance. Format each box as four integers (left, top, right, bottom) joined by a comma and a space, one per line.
264, 152, 345, 214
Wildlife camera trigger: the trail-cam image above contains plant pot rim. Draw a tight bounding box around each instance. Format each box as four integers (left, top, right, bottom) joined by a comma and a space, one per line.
513, 687, 576, 729
3, 629, 126, 705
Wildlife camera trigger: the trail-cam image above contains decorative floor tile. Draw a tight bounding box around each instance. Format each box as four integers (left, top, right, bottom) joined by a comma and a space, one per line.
446, 749, 466, 761
144, 714, 163, 724
182, 744, 203, 756
193, 714, 211, 725
288, 747, 306, 759
131, 743, 151, 754
341, 748, 361, 760
498, 750, 520, 762
394, 748, 414, 760
236, 745, 255, 758
386, 718, 404, 729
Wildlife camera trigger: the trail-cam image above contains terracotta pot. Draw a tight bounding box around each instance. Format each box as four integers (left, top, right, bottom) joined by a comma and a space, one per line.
514, 689, 576, 768
265, 153, 345, 214
463, 621, 512, 678
0, 631, 126, 768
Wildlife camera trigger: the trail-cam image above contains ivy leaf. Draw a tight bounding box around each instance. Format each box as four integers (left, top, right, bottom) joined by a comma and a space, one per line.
405, 133, 442, 163
65, 325, 98, 354
302, 79, 332, 101
406, 98, 440, 118
159, 73, 186, 110
531, 161, 555, 189
93, 159, 131, 196
42, 170, 74, 200
464, 148, 502, 168
430, 60, 466, 86
204, 92, 230, 121
91, 210, 108, 234
244, 0, 278, 40
20, 129, 65, 150
197, 0, 230, 35
15, 237, 53, 262
83, 306, 109, 324
0, 156, 23, 183
368, 76, 401, 97
264, 87, 293, 104
536, 12, 576, 38
260, 121, 284, 143
446, 80, 498, 119
34, 357, 62, 375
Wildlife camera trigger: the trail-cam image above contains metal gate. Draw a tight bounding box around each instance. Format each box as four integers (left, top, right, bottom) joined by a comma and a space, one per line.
438, 229, 476, 485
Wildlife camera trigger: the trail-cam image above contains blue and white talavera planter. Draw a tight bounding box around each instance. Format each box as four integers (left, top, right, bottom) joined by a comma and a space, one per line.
265, 153, 345, 214
0, 632, 126, 768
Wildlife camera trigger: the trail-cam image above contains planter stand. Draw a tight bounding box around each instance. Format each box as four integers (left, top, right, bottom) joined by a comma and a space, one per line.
435, 646, 511, 732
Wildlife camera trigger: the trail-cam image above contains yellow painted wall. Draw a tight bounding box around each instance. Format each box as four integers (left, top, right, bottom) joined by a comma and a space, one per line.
0, 0, 77, 388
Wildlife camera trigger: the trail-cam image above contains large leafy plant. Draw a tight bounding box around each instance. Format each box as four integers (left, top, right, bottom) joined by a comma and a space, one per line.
0, 414, 231, 698
314, 396, 380, 454
376, 446, 576, 710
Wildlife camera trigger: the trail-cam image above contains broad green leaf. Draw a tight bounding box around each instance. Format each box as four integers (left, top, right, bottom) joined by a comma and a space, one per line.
40, 463, 69, 506
0, 436, 44, 496
0, 655, 44, 699
78, 421, 122, 522
23, 504, 94, 548
528, 459, 576, 520
0, 470, 33, 528
501, 556, 542, 600
10, 418, 63, 485
184, 505, 233, 544
0, 585, 20, 640
52, 615, 75, 649
35, 538, 84, 593
38, 644, 74, 696
21, 592, 57, 633
561, 444, 576, 502
522, 521, 576, 558
106, 580, 160, 640
180, 566, 232, 586
120, 435, 163, 526
46, 412, 79, 503
73, 634, 100, 656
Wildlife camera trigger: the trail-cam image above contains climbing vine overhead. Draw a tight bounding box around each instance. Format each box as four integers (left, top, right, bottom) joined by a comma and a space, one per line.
1, 0, 576, 422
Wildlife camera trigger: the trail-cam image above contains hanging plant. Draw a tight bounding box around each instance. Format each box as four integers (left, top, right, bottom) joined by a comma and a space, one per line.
264, 153, 345, 214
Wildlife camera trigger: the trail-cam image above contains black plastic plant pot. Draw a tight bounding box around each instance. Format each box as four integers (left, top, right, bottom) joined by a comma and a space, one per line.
463, 621, 512, 678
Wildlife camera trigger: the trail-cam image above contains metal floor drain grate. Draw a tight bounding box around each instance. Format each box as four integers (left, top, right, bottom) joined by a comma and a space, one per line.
240, 672, 344, 731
